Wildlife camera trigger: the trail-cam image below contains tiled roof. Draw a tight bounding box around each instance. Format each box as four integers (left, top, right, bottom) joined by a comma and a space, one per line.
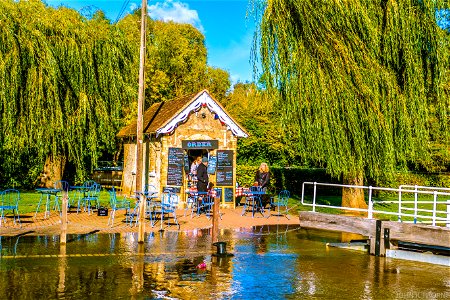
117, 91, 198, 138
117, 89, 248, 138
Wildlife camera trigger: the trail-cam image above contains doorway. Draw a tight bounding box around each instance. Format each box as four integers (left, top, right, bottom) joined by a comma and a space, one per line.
186, 149, 208, 188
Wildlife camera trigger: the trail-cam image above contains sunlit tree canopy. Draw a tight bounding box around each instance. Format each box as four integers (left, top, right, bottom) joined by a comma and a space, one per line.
252, 0, 449, 183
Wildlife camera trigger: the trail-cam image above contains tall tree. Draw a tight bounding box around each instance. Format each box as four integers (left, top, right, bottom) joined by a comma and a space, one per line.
0, 0, 137, 186
118, 12, 231, 108
0, 1, 232, 187
225, 82, 295, 165
253, 0, 450, 208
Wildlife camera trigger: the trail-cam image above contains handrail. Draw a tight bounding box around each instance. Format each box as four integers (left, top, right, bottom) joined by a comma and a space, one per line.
301, 182, 450, 227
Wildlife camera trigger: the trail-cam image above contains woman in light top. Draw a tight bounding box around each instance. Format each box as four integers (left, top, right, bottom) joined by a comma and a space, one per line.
190, 156, 202, 181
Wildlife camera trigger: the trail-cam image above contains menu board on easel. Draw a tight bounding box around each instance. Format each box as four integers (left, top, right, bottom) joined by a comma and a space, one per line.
167, 147, 184, 186
216, 150, 233, 186
224, 187, 234, 203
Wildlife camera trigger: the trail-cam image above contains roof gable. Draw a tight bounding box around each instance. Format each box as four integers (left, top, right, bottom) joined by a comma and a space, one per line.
117, 90, 248, 138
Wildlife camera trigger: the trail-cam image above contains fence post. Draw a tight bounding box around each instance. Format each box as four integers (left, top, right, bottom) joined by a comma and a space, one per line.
398, 186, 402, 222
368, 186, 373, 219
301, 182, 305, 205
313, 182, 317, 213
432, 191, 437, 226
413, 185, 418, 224
447, 200, 450, 228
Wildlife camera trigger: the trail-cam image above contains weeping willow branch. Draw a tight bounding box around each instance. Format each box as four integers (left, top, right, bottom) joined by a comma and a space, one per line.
252, 0, 450, 182
0, 0, 138, 182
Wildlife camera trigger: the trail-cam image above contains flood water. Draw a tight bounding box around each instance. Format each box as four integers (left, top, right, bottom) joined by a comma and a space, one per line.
0, 226, 448, 299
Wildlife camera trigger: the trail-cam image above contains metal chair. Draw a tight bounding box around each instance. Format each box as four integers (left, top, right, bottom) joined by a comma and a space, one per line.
190, 191, 208, 218
0, 189, 21, 227
107, 187, 130, 227
204, 188, 222, 220
161, 192, 179, 229
81, 182, 101, 215
185, 188, 198, 217
270, 190, 290, 219
128, 187, 157, 227
149, 192, 179, 229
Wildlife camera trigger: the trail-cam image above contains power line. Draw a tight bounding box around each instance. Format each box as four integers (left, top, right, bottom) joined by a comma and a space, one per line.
115, 0, 131, 23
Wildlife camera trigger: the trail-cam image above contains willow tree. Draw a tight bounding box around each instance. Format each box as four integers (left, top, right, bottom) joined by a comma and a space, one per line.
0, 0, 137, 186
253, 0, 450, 208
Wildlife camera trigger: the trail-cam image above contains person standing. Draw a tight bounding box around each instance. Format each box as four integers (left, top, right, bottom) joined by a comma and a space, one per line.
189, 156, 201, 183
254, 163, 270, 191
254, 162, 270, 207
196, 157, 209, 193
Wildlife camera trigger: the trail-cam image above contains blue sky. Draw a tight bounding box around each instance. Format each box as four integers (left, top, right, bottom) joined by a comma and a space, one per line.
45, 0, 257, 84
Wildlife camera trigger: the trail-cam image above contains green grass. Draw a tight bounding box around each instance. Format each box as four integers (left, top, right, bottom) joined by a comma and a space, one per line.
16, 190, 114, 214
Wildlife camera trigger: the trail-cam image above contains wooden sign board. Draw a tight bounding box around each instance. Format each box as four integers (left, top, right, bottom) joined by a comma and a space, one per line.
216, 150, 233, 186
167, 147, 184, 186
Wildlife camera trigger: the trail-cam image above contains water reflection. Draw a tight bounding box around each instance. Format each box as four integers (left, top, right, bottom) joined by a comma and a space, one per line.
0, 226, 448, 299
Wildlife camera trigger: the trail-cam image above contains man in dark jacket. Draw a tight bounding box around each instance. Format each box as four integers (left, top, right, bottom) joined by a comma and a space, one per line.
196, 157, 209, 192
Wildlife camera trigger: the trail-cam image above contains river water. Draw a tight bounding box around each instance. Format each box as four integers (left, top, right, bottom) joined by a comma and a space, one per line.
0, 225, 448, 299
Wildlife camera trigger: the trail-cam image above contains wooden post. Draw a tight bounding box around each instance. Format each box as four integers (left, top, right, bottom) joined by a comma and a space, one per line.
375, 220, 382, 256
212, 195, 219, 243
58, 243, 67, 295
137, 0, 147, 243
60, 192, 68, 244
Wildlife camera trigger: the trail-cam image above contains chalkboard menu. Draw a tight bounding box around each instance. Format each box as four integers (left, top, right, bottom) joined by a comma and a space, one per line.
217, 150, 233, 167
167, 147, 184, 186
207, 156, 217, 174
224, 187, 234, 203
216, 150, 233, 186
183, 154, 190, 172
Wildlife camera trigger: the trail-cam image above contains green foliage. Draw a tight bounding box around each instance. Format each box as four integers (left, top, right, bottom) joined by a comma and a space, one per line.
0, 1, 232, 188
236, 164, 339, 196
227, 82, 306, 166
383, 171, 450, 189
252, 0, 450, 183
0, 0, 138, 186
236, 164, 450, 203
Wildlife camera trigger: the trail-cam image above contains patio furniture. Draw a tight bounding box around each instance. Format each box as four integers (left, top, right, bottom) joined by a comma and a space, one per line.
0, 189, 21, 227
190, 191, 208, 218
269, 190, 290, 219
241, 186, 265, 218
129, 187, 158, 227
107, 187, 130, 227
160, 192, 179, 229
185, 187, 198, 217
81, 182, 101, 215
35, 187, 61, 219
70, 185, 89, 214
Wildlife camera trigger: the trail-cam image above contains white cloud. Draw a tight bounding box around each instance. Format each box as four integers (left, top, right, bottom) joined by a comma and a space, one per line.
148, 0, 204, 32
129, 2, 138, 12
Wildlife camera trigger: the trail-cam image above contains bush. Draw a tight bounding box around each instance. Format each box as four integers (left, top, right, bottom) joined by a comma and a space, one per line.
236, 165, 341, 196
236, 165, 450, 198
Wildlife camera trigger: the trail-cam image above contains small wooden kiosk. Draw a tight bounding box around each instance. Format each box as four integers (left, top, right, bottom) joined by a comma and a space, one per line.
117, 89, 248, 207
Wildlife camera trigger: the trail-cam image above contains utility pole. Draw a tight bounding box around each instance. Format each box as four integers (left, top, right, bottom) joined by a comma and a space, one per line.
137, 0, 147, 243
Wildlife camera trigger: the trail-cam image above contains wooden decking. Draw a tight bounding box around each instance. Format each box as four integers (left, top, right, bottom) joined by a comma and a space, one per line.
299, 211, 450, 249
0, 208, 299, 236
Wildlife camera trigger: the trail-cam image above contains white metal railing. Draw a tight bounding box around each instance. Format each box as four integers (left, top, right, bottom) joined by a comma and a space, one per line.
301, 182, 450, 227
